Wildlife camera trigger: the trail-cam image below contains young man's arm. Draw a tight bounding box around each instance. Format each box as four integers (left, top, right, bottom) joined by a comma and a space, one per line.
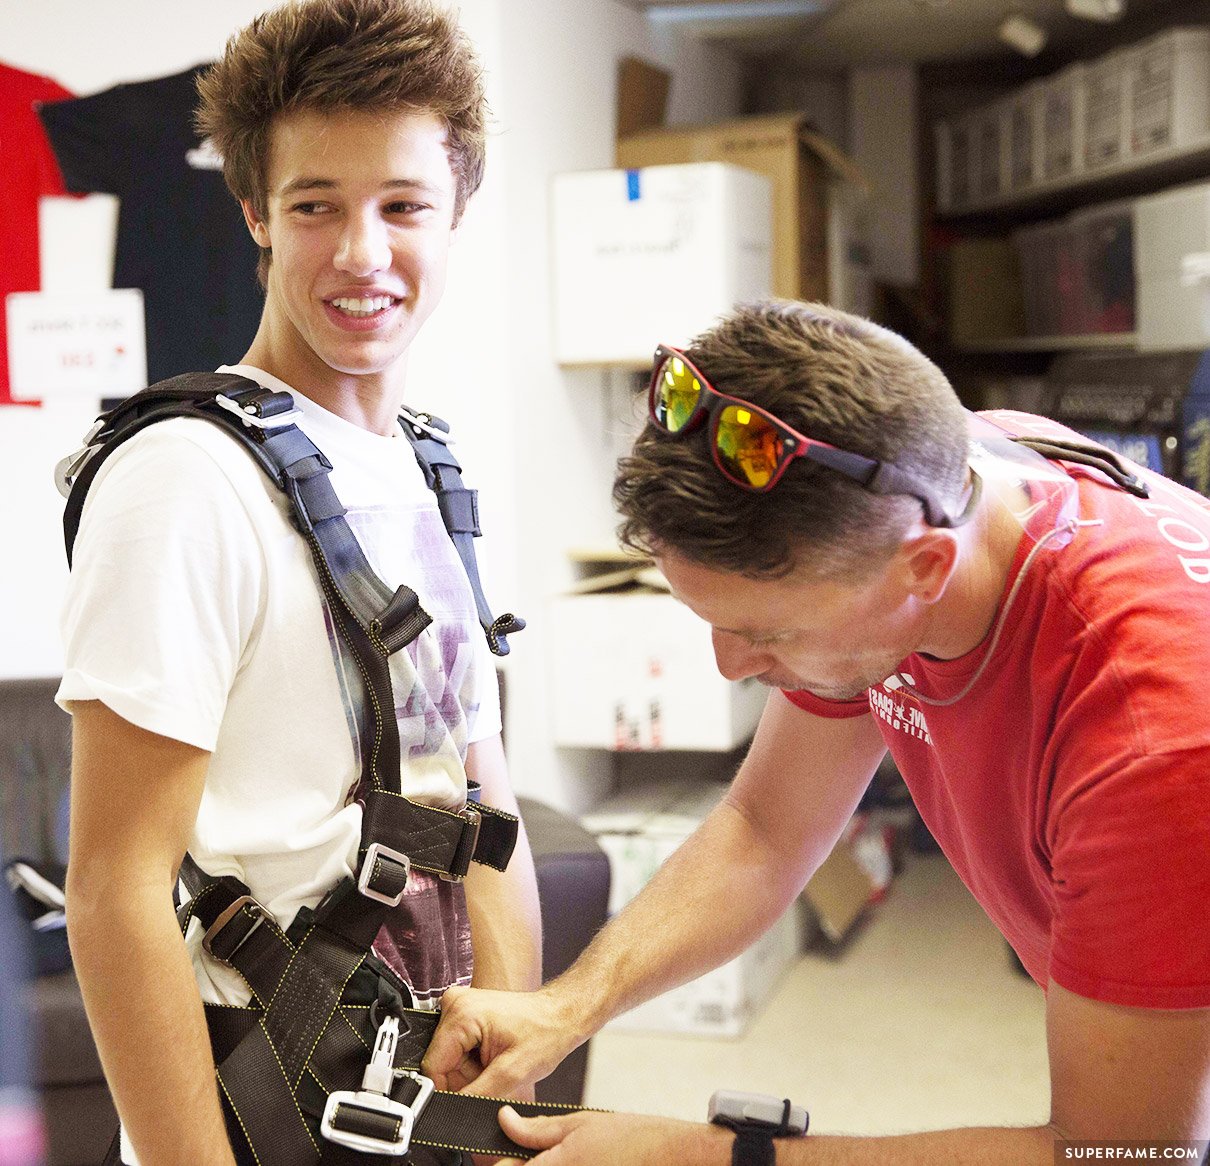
462, 733, 543, 994
67, 700, 236, 1166
491, 982, 1210, 1164
424, 692, 886, 1093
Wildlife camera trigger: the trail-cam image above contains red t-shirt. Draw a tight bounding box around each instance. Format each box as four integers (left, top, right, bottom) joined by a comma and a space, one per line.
0, 63, 73, 403
786, 412, 1210, 1009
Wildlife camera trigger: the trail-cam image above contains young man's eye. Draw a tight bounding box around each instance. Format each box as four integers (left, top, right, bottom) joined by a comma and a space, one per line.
385, 201, 428, 215
291, 201, 330, 215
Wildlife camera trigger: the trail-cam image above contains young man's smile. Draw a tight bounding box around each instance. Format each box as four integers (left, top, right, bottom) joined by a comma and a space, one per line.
241, 106, 458, 420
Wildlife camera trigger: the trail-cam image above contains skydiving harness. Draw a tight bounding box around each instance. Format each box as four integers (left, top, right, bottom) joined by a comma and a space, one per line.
57, 372, 586, 1163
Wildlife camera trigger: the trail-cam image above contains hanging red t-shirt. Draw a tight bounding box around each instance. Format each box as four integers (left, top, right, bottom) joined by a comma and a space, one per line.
0, 62, 73, 403
786, 411, 1210, 1010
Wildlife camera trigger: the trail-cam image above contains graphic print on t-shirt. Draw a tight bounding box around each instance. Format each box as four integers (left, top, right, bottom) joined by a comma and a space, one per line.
869, 674, 933, 745
325, 501, 482, 1005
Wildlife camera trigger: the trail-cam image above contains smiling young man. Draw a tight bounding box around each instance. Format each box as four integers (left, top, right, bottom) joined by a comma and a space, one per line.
58, 3, 539, 1164
424, 301, 1210, 1163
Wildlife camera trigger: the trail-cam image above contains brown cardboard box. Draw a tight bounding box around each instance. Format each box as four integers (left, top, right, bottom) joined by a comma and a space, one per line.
616, 113, 868, 303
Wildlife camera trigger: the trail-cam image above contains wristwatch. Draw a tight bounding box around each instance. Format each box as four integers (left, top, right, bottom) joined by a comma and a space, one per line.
708, 1090, 809, 1166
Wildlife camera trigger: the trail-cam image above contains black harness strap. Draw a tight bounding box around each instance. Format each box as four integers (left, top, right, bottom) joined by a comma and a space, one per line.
401, 410, 527, 656
61, 373, 546, 1161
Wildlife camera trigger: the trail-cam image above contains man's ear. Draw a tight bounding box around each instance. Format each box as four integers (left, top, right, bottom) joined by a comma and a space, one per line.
241, 200, 271, 249
899, 529, 960, 606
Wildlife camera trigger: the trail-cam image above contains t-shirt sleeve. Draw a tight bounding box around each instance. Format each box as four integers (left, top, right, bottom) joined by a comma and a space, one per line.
781, 687, 869, 719
38, 86, 130, 197
1047, 745, 1210, 1009
57, 425, 265, 751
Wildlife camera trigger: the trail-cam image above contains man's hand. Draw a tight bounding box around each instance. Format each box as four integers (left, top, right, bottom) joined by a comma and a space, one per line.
422, 984, 587, 1097
492, 1107, 731, 1166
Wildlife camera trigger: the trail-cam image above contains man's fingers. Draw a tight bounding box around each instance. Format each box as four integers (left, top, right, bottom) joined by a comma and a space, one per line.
422, 987, 484, 1089
457, 1051, 531, 1100
498, 1105, 580, 1151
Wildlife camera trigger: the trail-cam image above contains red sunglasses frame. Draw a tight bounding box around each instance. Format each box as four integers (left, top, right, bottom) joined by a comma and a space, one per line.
648, 344, 978, 528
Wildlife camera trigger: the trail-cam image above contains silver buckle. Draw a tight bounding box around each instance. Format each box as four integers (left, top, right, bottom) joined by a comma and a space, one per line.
439, 807, 481, 884
201, 895, 266, 961
319, 1071, 433, 1156
54, 419, 107, 498
213, 393, 301, 430
358, 843, 410, 907
320, 1016, 433, 1156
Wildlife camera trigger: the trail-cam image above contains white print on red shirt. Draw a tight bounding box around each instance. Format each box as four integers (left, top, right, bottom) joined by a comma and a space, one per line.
870, 674, 933, 745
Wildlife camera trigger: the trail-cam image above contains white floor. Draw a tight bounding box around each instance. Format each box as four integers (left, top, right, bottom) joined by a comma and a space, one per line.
583, 851, 1051, 1136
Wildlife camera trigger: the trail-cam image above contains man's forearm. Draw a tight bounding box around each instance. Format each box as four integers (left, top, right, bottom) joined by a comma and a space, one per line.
68, 879, 235, 1165
550, 795, 809, 1037
778, 1125, 1057, 1164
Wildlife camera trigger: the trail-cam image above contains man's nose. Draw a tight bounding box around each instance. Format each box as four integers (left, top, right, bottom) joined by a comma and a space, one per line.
334, 211, 391, 276
712, 629, 771, 683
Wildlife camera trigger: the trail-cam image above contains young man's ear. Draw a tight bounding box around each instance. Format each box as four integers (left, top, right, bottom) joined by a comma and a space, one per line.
240, 200, 271, 249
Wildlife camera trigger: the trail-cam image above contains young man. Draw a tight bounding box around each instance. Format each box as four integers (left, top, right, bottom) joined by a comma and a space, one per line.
425, 301, 1210, 1163
59, 2, 539, 1163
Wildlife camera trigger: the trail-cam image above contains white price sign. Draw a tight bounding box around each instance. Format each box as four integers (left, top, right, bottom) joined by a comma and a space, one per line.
6, 289, 147, 400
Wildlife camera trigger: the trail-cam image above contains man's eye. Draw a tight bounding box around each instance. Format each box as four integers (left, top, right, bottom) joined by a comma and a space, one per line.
292, 202, 328, 215
386, 201, 428, 215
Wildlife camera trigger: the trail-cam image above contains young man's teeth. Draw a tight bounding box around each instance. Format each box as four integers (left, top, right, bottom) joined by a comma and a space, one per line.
331, 296, 394, 316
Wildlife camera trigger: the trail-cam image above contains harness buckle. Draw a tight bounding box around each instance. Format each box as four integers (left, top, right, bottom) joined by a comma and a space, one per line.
201, 895, 267, 963
358, 843, 411, 907
320, 1016, 433, 1156
440, 806, 482, 884
214, 392, 301, 431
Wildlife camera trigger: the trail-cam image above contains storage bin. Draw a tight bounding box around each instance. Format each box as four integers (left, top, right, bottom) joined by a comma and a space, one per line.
1130, 27, 1210, 157
1008, 82, 1045, 192
1042, 64, 1087, 182
1134, 181, 1210, 350
1084, 49, 1136, 171
1012, 220, 1063, 336
975, 101, 1010, 201
935, 115, 976, 210
1071, 199, 1136, 333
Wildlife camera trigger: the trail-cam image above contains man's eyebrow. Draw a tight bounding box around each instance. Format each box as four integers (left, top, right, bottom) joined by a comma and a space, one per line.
277, 177, 446, 198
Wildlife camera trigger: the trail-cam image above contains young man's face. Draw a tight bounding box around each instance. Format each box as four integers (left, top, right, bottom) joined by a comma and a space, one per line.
243, 106, 458, 396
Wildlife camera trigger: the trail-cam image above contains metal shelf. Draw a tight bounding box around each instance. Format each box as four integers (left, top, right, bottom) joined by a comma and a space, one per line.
940, 137, 1210, 220
956, 333, 1137, 354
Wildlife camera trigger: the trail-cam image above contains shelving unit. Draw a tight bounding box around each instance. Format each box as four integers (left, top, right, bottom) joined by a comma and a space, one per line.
956, 332, 1138, 354
941, 135, 1210, 222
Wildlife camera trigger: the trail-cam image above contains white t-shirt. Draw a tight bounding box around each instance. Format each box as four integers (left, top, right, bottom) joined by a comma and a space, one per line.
57, 364, 502, 1011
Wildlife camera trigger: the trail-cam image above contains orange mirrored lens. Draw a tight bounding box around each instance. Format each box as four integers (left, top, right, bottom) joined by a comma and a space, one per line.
716, 404, 784, 488
654, 356, 701, 433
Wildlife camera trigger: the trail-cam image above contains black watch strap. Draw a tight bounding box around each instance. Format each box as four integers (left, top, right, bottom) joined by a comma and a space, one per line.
729, 1124, 777, 1166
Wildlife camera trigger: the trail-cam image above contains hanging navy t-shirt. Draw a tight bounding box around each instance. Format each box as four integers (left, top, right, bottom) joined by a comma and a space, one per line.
39, 66, 262, 384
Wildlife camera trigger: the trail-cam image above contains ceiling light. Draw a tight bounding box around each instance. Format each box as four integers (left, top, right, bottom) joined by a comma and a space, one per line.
1065, 0, 1125, 20
998, 13, 1047, 56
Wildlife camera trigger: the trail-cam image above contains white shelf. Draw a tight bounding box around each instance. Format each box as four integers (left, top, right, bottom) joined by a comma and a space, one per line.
956, 332, 1137, 354
942, 135, 1210, 218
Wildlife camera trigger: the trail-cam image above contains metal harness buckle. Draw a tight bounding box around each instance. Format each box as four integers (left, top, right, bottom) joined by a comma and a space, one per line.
439, 806, 482, 884
213, 392, 301, 430
358, 843, 411, 907
201, 895, 267, 962
320, 1017, 433, 1156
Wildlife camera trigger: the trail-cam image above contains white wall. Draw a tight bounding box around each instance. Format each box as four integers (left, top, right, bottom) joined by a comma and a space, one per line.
0, 0, 741, 808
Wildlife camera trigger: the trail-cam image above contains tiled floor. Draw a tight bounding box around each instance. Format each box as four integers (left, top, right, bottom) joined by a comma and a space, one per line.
583, 851, 1051, 1135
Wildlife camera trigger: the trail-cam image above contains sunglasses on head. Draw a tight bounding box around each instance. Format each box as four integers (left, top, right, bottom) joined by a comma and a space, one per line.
647, 344, 979, 529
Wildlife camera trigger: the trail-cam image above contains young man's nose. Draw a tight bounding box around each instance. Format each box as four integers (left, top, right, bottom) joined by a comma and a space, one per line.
711, 629, 771, 683
334, 211, 392, 275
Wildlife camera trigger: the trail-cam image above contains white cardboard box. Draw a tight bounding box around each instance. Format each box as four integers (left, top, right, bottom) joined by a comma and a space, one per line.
1135, 181, 1210, 351
584, 777, 802, 1037
546, 581, 766, 752
1131, 27, 1210, 157
551, 162, 772, 366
